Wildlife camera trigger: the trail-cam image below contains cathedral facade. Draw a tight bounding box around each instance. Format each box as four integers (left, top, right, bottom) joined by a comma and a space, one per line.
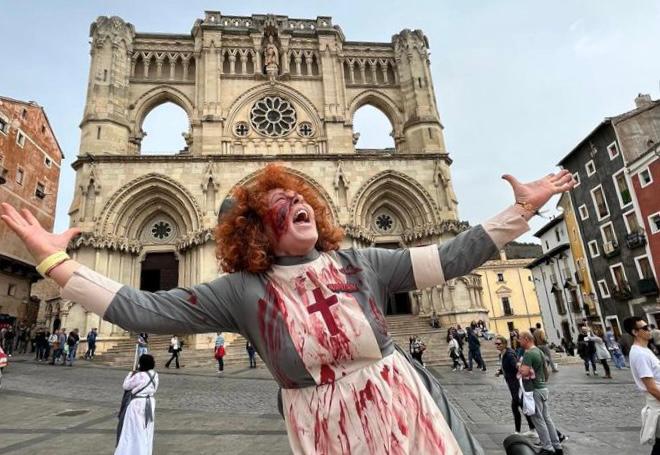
62, 12, 486, 344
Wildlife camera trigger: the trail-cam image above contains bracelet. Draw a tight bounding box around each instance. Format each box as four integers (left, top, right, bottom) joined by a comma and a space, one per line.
515, 201, 540, 217
36, 251, 70, 277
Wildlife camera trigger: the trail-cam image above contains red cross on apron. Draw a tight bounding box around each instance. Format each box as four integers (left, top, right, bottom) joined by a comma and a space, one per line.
307, 288, 340, 335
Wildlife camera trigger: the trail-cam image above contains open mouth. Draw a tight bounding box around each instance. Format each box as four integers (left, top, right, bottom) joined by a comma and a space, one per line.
292, 207, 311, 224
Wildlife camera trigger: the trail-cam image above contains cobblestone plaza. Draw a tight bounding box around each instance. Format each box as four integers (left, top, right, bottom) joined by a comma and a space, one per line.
0, 356, 644, 454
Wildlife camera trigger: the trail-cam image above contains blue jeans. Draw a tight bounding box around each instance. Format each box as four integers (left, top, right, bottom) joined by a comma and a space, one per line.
611, 350, 626, 369
137, 346, 148, 358
67, 346, 77, 365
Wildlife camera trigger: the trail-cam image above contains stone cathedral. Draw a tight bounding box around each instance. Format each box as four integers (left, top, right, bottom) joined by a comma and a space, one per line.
57, 12, 487, 346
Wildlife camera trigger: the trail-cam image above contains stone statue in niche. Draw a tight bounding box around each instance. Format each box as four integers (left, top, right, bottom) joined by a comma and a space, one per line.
263, 35, 279, 78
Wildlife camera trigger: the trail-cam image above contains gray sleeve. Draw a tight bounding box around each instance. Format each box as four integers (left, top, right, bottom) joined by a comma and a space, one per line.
357, 247, 416, 294
103, 275, 243, 335
60, 265, 244, 335
437, 225, 498, 281
359, 225, 497, 293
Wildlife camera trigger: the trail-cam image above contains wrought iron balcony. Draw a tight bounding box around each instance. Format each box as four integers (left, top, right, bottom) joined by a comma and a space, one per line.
639, 278, 659, 296
612, 282, 633, 300
625, 230, 647, 249
603, 240, 620, 258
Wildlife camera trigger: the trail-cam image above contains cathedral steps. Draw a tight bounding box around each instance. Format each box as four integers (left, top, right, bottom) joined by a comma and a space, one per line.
91, 315, 503, 369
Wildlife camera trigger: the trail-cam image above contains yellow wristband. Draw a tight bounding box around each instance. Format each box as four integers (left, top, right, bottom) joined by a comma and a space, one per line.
36, 251, 70, 277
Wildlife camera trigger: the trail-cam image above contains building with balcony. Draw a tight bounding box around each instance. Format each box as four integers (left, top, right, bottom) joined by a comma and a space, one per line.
0, 96, 64, 325
528, 214, 598, 344
558, 94, 659, 328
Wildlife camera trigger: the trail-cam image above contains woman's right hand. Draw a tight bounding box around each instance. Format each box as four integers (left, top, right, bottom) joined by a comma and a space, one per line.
0, 203, 81, 263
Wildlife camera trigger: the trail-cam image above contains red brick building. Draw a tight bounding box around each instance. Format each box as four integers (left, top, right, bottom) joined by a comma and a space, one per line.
0, 96, 63, 325
629, 145, 660, 298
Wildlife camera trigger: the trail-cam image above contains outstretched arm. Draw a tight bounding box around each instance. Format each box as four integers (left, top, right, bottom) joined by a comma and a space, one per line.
0, 203, 242, 335
361, 170, 575, 292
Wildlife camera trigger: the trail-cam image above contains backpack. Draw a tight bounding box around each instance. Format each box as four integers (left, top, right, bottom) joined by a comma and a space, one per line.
214, 346, 225, 359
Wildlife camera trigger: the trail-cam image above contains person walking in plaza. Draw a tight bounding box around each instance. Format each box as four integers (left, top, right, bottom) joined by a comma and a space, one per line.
136, 333, 149, 359
214, 332, 225, 374
165, 335, 180, 369
577, 325, 598, 376
48, 329, 60, 364
85, 328, 98, 359
534, 322, 558, 372
518, 330, 563, 455
590, 328, 612, 379
1, 164, 574, 454
451, 328, 469, 369
447, 331, 462, 371
411, 336, 426, 366
467, 326, 486, 372
246, 340, 257, 368
34, 328, 47, 361
625, 316, 660, 455
16, 322, 29, 354
4, 326, 14, 357
560, 336, 575, 357
116, 353, 158, 455
494, 336, 536, 437
65, 328, 80, 366
604, 326, 626, 369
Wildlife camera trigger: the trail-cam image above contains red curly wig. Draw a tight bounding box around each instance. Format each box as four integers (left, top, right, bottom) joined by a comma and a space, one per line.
215, 164, 344, 273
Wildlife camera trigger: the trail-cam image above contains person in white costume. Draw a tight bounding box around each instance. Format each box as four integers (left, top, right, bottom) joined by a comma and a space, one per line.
116, 353, 158, 455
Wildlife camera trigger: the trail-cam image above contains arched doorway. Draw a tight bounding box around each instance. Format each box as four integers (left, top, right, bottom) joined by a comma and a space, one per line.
140, 252, 179, 292
377, 242, 411, 315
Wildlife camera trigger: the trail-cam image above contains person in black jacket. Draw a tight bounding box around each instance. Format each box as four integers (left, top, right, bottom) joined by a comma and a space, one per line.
495, 335, 536, 436
577, 325, 598, 375
467, 326, 486, 372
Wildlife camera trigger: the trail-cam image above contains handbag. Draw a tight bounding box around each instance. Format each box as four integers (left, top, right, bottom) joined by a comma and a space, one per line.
518, 377, 535, 416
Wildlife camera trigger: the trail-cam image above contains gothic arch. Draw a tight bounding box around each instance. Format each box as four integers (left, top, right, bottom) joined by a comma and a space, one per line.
347, 89, 404, 136
129, 85, 194, 138
97, 173, 203, 239
350, 170, 439, 231
223, 82, 323, 137
227, 166, 340, 223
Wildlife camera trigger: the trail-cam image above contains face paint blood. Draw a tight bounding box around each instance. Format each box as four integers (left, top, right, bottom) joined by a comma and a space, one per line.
265, 198, 292, 240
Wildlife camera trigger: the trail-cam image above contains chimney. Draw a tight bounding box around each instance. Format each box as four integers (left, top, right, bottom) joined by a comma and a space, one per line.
635, 93, 653, 108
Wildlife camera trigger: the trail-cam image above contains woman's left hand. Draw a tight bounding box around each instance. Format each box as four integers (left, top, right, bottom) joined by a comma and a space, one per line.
502, 169, 575, 213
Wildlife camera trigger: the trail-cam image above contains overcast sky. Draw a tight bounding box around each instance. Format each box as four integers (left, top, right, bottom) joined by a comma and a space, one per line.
2, 1, 660, 242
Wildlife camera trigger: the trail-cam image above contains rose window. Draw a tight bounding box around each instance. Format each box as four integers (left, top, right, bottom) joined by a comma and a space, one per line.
250, 96, 297, 137
151, 221, 172, 240
375, 214, 394, 232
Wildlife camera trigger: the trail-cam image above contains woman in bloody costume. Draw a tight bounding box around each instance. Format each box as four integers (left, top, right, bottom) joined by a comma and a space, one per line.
0, 164, 574, 455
